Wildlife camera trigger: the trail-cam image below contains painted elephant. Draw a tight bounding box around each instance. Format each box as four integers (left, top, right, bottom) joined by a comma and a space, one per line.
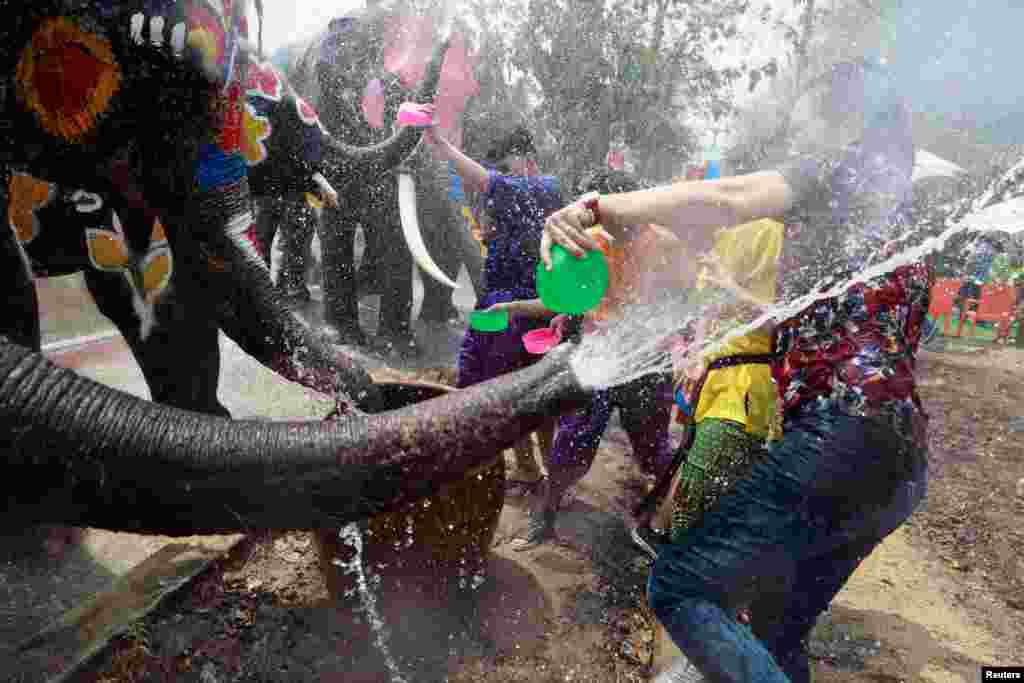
260, 148, 486, 335
1, 1, 587, 535
5, 31, 446, 417
271, 8, 485, 354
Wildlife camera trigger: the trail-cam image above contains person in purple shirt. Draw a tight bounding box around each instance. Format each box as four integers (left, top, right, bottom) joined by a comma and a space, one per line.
426, 124, 562, 482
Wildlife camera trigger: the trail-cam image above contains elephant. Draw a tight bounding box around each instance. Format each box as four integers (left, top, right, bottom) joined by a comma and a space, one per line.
5, 4, 454, 418
270, 7, 486, 355
259, 148, 486, 331
1, 1, 587, 536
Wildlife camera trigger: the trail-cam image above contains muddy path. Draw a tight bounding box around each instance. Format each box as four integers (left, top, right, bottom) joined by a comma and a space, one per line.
72, 348, 1024, 682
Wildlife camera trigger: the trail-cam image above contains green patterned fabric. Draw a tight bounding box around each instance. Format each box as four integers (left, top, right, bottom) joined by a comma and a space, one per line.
670, 418, 767, 543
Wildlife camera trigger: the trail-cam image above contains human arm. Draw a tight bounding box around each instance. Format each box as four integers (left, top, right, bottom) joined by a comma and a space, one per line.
424, 126, 490, 194
541, 171, 793, 269
484, 298, 555, 319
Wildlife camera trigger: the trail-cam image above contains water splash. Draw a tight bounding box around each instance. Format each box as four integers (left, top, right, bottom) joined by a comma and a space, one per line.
570, 295, 695, 390
333, 523, 409, 683
571, 194, 1024, 391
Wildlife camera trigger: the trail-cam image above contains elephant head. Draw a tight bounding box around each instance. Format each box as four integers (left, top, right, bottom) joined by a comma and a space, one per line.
241, 36, 450, 207
1, 1, 590, 535
4, 2, 458, 414
284, 8, 468, 291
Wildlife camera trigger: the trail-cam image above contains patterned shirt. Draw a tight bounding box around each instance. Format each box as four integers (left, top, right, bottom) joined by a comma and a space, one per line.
771, 109, 930, 437
477, 171, 561, 308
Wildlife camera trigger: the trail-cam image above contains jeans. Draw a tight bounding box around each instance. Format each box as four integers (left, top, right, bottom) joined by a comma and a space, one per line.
648, 409, 928, 683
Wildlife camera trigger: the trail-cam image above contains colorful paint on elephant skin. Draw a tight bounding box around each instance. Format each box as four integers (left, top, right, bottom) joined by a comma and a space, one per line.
196, 143, 246, 190
220, 81, 244, 152
86, 213, 173, 302
295, 95, 327, 135
185, 0, 248, 72
7, 174, 54, 244
246, 61, 284, 102
241, 102, 272, 166
16, 16, 122, 143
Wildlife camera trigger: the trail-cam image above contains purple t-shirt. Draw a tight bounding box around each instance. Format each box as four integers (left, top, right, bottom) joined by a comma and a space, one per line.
478, 170, 562, 307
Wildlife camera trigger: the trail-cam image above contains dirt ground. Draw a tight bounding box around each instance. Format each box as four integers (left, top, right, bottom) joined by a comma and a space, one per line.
79, 347, 1024, 683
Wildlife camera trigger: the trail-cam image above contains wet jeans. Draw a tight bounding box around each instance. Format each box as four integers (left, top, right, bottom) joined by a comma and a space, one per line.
648, 409, 928, 683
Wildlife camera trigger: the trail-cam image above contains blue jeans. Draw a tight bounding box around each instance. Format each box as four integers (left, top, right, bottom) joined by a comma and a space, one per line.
648, 410, 928, 683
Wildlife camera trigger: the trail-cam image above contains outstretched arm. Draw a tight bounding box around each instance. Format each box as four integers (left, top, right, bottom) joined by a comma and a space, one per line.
425, 127, 490, 194
485, 298, 555, 319
542, 171, 793, 269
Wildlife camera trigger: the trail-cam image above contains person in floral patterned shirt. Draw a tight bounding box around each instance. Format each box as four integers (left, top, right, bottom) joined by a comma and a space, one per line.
541, 58, 928, 683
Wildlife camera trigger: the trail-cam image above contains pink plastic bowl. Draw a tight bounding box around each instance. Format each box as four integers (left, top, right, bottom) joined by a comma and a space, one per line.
522, 327, 563, 355
397, 102, 434, 127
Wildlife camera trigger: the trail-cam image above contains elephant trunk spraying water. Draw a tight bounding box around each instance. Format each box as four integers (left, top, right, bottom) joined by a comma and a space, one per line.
0, 2, 588, 536
0, 343, 587, 534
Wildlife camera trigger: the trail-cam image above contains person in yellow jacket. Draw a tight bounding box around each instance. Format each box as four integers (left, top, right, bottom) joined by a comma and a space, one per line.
664, 217, 783, 542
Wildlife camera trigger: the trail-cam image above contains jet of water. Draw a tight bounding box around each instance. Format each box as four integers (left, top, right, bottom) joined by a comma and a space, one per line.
571, 194, 1024, 392
334, 523, 409, 683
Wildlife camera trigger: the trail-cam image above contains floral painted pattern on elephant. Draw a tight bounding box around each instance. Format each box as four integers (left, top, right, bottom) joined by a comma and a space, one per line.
15, 16, 122, 143
295, 95, 328, 135
246, 61, 284, 102
241, 102, 272, 165
7, 174, 54, 244
185, 0, 248, 74
86, 211, 173, 308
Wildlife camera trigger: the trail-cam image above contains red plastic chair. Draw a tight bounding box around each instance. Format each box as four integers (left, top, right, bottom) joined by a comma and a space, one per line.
957, 283, 1018, 340
928, 278, 961, 336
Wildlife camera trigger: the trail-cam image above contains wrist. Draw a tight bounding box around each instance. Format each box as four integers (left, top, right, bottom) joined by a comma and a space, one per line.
582, 194, 603, 227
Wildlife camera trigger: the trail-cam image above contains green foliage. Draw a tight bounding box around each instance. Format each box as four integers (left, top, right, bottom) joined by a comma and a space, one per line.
459, 0, 756, 184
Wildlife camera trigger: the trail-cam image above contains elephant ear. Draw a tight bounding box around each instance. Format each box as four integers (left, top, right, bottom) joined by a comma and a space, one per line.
381, 15, 478, 149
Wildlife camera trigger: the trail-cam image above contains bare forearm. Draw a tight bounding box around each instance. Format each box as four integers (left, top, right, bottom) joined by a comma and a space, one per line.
599, 172, 791, 243
432, 135, 490, 193
489, 299, 555, 319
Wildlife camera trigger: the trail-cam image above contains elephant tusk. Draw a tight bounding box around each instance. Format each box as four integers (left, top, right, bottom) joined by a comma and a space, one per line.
397, 172, 459, 289
311, 172, 339, 208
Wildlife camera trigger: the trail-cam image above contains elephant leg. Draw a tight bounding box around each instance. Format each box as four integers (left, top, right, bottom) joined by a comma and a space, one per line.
0, 176, 82, 556
252, 197, 285, 269
369, 206, 418, 355
319, 204, 366, 346
275, 202, 316, 308
83, 268, 230, 418
0, 215, 41, 352
417, 207, 463, 325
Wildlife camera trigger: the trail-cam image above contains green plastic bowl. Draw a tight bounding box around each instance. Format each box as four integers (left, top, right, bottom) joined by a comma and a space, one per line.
469, 309, 509, 332
536, 244, 610, 315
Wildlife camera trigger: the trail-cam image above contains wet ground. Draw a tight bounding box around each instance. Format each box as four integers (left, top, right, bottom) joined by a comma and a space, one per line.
3, 258, 478, 682
5, 265, 1024, 682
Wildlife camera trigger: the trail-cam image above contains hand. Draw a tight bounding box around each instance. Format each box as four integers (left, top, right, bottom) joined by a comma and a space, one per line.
550, 314, 571, 337
541, 194, 604, 269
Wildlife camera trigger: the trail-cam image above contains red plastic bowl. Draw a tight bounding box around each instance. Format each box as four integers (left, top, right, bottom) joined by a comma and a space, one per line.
522, 327, 563, 354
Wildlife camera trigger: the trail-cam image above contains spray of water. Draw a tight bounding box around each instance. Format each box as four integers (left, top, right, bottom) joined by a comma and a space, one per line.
333, 523, 409, 683
571, 195, 1024, 391
570, 295, 695, 390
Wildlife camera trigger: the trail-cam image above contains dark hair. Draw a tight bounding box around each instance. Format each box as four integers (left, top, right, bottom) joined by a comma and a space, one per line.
484, 125, 536, 165
573, 168, 646, 197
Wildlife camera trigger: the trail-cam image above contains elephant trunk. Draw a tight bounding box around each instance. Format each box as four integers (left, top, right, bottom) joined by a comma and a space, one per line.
0, 342, 586, 534
184, 176, 379, 411
323, 40, 448, 176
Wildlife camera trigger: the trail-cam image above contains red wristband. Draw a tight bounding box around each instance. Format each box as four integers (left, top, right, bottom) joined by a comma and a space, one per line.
582, 195, 602, 227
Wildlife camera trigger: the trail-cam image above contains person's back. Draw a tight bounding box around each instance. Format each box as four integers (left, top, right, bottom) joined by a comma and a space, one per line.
478, 171, 562, 304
